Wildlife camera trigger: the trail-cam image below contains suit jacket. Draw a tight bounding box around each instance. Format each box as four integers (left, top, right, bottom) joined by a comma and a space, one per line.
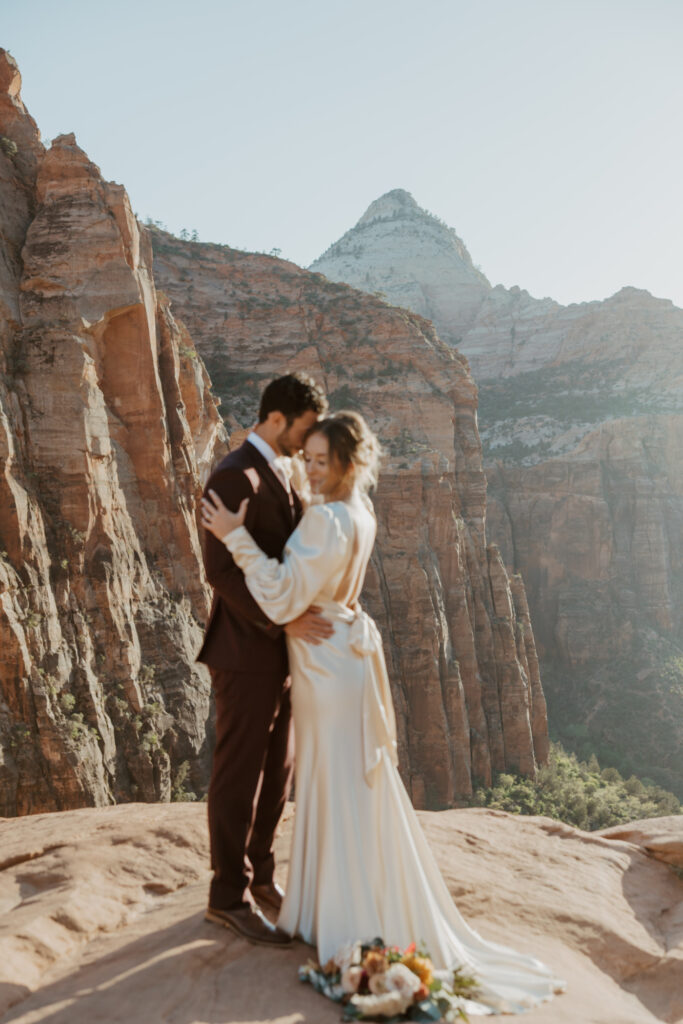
196, 440, 303, 674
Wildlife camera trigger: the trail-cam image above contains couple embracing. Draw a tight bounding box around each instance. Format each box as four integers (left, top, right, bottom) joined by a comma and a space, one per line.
197, 373, 564, 1015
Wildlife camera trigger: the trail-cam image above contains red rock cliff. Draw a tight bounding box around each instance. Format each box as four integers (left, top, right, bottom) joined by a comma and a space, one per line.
151, 232, 550, 806
0, 51, 226, 815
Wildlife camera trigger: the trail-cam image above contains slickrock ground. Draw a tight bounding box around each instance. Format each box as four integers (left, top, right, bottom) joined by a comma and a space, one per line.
0, 50, 226, 814
0, 804, 681, 1024
151, 231, 549, 807
309, 189, 683, 799
599, 816, 683, 867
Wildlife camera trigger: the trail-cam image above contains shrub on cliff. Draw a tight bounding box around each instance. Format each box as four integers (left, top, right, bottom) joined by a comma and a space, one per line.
0, 136, 17, 158
471, 743, 681, 830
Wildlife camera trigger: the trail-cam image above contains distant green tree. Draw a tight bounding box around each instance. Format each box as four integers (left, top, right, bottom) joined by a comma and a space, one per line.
471, 743, 681, 831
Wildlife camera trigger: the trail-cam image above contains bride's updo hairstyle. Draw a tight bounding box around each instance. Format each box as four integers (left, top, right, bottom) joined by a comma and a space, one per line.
306, 410, 381, 493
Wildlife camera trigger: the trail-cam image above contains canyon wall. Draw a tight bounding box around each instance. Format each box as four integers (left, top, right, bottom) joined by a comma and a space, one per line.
0, 55, 550, 814
0, 50, 226, 815
151, 230, 549, 807
310, 189, 683, 796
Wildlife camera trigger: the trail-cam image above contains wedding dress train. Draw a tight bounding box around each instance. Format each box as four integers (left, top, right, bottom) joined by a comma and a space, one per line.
224, 493, 565, 1014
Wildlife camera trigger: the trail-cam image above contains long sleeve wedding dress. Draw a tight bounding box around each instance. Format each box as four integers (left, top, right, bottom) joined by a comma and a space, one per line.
224, 493, 565, 1014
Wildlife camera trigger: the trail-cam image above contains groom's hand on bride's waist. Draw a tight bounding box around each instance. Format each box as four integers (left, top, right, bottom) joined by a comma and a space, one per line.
284, 605, 334, 644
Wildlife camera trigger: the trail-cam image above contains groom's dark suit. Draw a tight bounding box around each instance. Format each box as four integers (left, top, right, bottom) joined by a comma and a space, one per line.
198, 439, 302, 910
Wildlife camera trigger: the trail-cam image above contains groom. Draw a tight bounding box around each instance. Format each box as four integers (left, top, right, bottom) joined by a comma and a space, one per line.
197, 372, 331, 946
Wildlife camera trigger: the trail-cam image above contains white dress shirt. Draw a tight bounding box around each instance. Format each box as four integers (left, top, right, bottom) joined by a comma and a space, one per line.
246, 432, 291, 492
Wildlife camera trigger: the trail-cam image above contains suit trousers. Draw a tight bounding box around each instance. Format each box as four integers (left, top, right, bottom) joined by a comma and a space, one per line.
208, 667, 294, 910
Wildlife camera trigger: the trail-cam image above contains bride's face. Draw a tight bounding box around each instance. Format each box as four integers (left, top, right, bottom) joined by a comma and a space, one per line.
304, 432, 344, 496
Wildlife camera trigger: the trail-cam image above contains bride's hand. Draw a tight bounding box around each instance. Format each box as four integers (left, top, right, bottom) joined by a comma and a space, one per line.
201, 490, 249, 539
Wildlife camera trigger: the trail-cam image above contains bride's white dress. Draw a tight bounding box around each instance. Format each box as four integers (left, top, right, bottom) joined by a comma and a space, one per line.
224, 493, 565, 1014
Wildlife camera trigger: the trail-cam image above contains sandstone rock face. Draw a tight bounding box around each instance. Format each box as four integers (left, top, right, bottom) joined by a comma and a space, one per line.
599, 815, 683, 868
151, 231, 548, 806
1, 803, 681, 1023
311, 190, 683, 799
486, 414, 683, 794
0, 50, 226, 815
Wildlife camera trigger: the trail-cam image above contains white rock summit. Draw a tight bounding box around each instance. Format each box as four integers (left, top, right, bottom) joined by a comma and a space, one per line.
310, 189, 683, 385
310, 188, 491, 341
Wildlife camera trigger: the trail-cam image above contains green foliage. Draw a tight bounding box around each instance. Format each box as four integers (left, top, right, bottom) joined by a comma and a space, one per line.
139, 665, 156, 687
60, 692, 76, 713
9, 724, 31, 749
141, 731, 160, 752
0, 136, 18, 158
471, 743, 681, 831
450, 967, 480, 998
171, 760, 198, 802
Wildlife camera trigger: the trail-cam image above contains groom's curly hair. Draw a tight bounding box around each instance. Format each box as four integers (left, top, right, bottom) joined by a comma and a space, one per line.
258, 373, 327, 424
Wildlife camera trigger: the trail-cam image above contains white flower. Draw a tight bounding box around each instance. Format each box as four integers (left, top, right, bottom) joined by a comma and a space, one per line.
385, 962, 423, 998
368, 972, 389, 995
350, 989, 413, 1017
341, 965, 364, 994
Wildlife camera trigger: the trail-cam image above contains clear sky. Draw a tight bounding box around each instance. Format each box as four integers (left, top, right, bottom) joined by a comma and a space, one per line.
4, 0, 683, 307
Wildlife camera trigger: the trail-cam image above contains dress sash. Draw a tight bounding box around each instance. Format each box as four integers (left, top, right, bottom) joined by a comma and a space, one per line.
317, 602, 398, 785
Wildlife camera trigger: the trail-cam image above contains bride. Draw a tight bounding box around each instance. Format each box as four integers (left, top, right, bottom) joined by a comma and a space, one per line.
201, 411, 564, 1015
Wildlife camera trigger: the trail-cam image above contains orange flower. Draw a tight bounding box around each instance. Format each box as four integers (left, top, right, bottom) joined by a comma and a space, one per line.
401, 953, 434, 988
364, 950, 389, 976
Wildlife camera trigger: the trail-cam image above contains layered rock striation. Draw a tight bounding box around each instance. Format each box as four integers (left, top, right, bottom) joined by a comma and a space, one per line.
311, 189, 683, 797
0, 50, 226, 815
151, 230, 548, 806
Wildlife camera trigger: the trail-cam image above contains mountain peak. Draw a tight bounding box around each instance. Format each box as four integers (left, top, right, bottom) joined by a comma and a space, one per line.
310, 190, 490, 338
356, 189, 421, 226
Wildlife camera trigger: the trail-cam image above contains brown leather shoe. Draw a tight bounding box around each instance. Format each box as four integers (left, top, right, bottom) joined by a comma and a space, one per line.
205, 903, 292, 947
251, 881, 285, 913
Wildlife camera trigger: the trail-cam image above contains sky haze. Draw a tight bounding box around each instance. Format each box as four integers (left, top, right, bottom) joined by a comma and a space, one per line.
4, 0, 682, 308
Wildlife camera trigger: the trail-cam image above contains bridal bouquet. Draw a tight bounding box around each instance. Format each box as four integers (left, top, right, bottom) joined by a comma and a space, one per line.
299, 938, 481, 1022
